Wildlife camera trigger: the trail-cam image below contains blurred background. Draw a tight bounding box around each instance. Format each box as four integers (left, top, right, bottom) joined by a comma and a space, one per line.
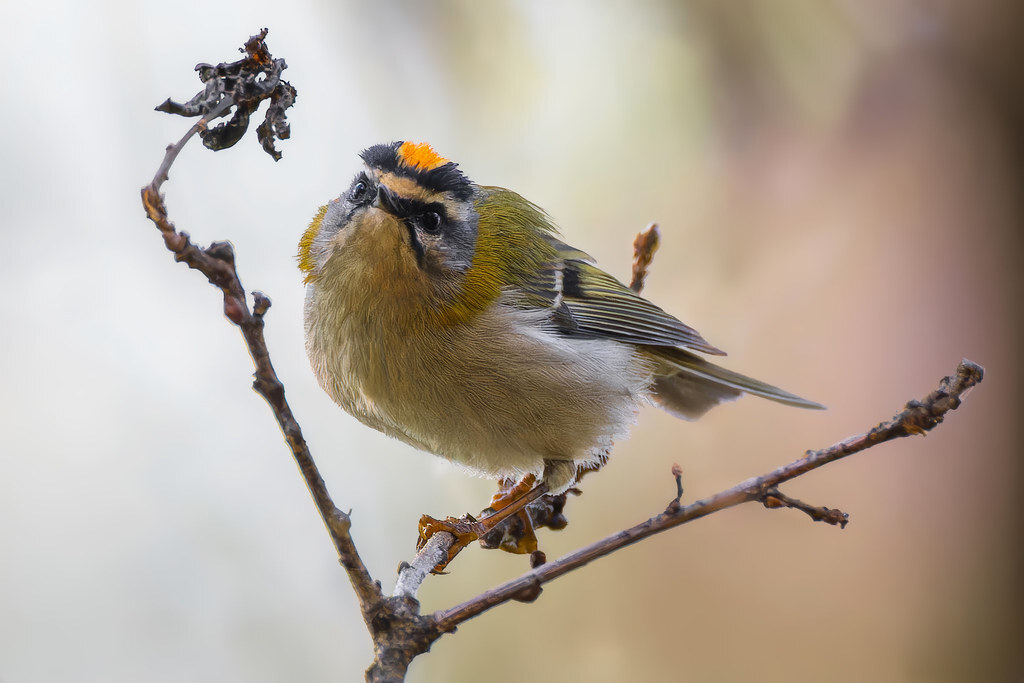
1, 1, 1021, 681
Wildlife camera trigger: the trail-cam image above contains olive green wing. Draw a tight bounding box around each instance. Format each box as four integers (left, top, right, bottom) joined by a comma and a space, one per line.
516, 240, 824, 415
535, 248, 726, 355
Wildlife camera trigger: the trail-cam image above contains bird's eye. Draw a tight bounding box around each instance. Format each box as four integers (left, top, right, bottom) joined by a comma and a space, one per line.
420, 211, 442, 233
350, 177, 371, 203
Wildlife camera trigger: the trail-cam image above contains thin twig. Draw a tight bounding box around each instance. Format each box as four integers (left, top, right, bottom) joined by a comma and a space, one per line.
141, 32, 381, 617
148, 97, 234, 192
431, 359, 983, 632
762, 488, 849, 527
394, 533, 456, 599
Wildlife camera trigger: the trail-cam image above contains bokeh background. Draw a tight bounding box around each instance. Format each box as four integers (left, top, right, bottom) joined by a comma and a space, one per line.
2, 1, 1021, 681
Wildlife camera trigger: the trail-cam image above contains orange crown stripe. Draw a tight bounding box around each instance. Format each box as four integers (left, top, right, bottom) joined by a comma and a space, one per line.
397, 141, 449, 171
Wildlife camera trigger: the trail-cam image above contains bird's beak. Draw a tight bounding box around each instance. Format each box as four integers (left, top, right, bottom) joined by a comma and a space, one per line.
375, 185, 402, 217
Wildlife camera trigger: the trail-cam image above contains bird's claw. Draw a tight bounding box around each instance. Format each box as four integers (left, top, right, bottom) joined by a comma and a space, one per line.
416, 514, 481, 573
478, 508, 539, 554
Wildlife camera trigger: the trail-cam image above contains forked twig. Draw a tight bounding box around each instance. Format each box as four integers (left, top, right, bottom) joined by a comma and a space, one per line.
140, 30, 380, 617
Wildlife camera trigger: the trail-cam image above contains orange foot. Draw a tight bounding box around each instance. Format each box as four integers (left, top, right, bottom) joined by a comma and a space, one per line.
416, 476, 549, 573
479, 475, 539, 554
478, 508, 539, 555
416, 514, 481, 573
488, 474, 537, 510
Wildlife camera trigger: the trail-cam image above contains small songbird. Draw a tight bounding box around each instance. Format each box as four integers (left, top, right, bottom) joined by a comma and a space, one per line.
298, 141, 822, 556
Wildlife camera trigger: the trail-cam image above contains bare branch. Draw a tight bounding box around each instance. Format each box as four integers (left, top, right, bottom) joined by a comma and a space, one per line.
140, 29, 382, 618
431, 359, 983, 632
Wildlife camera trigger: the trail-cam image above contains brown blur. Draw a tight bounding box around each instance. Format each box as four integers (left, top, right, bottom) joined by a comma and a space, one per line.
375, 2, 1024, 681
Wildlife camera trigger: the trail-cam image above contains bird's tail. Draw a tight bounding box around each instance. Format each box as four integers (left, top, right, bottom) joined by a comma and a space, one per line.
645, 347, 825, 421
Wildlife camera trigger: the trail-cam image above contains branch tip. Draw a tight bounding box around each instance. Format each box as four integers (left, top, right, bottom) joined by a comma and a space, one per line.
761, 489, 849, 528
252, 291, 272, 317
155, 28, 295, 159
672, 463, 684, 500
629, 222, 661, 293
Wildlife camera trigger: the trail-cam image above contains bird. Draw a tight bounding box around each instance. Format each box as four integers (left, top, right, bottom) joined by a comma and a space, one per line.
298, 141, 822, 564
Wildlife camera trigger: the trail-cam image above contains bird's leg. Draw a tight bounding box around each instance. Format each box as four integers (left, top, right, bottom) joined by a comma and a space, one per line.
479, 475, 541, 555
417, 475, 549, 572
488, 474, 537, 510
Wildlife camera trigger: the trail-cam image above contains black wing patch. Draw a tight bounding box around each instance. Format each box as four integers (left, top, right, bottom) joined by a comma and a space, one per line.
522, 251, 725, 355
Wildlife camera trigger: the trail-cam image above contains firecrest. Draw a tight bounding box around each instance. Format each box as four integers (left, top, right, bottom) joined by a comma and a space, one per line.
298, 141, 822, 497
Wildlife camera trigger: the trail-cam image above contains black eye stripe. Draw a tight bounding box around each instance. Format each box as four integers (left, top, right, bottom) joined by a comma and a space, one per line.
403, 221, 426, 264
386, 196, 448, 224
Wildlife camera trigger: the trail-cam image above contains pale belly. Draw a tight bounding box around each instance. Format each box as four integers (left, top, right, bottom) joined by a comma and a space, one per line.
306, 293, 653, 487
